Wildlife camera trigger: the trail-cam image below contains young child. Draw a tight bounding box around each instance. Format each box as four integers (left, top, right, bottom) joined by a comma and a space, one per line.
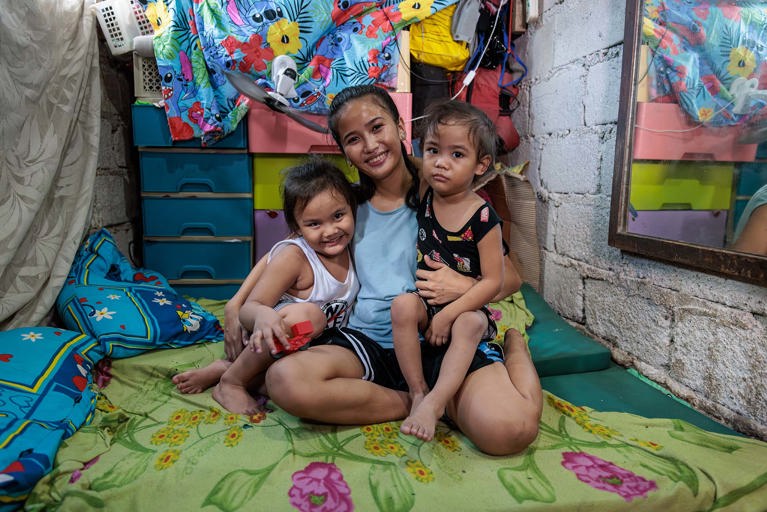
391, 100, 505, 441
177, 157, 359, 414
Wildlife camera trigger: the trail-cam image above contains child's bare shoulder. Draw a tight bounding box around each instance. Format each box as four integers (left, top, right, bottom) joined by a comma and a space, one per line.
268, 242, 310, 268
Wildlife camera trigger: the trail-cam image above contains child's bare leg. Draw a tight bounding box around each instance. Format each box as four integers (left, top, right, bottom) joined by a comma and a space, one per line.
173, 359, 231, 394
391, 293, 429, 436
277, 302, 328, 339
213, 348, 275, 414
403, 310, 486, 441
213, 304, 327, 414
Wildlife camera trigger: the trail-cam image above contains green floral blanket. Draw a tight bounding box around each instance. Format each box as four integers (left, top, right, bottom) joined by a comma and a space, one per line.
26, 343, 767, 511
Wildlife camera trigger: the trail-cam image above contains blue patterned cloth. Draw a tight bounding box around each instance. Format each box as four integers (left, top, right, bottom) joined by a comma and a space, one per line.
644, 1, 767, 127
142, 0, 458, 145
0, 328, 103, 509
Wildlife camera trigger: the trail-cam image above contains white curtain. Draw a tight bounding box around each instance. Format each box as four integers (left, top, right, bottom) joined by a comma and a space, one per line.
0, 0, 101, 328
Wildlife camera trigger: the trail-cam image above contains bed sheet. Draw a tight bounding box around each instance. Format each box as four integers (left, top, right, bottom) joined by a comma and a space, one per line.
25, 342, 767, 511
144, 0, 458, 145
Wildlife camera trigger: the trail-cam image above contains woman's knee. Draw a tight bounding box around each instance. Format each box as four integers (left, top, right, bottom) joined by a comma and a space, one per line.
471, 411, 540, 456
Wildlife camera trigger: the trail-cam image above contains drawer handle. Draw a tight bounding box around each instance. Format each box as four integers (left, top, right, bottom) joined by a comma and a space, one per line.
660, 203, 693, 210
177, 178, 215, 192
180, 223, 216, 236
179, 265, 215, 279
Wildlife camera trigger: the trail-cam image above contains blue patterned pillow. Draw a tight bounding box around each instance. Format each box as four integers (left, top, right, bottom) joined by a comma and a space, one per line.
56, 229, 223, 358
0, 327, 103, 508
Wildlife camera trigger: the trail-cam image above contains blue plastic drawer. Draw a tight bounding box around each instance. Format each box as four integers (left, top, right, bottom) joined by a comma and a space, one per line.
143, 238, 252, 280
736, 162, 767, 195
142, 196, 253, 237
732, 198, 749, 234
171, 280, 244, 300
140, 152, 252, 193
132, 104, 247, 148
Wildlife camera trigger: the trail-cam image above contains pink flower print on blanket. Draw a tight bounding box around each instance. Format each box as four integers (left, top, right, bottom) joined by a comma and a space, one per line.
288, 462, 354, 511
561, 451, 658, 502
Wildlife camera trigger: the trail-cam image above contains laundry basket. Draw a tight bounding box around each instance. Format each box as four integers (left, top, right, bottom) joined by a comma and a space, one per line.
92, 0, 153, 55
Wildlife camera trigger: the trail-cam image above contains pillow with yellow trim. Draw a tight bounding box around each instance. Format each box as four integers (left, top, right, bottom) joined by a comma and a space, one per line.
56, 229, 223, 358
0, 327, 103, 507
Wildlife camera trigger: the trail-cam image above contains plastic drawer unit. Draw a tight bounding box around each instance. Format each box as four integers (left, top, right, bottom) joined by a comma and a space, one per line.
736, 162, 767, 196
139, 151, 252, 192
254, 209, 290, 262
252, 154, 358, 210
247, 92, 413, 153
131, 104, 247, 149
630, 161, 734, 211
133, 105, 253, 299
627, 209, 728, 247
633, 102, 757, 162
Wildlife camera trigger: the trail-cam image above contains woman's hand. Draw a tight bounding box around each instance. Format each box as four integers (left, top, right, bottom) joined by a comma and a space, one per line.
223, 302, 245, 361
414, 255, 475, 305
425, 310, 452, 346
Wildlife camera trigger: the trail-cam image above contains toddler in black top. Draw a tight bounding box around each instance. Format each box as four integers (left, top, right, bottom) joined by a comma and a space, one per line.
391, 100, 505, 441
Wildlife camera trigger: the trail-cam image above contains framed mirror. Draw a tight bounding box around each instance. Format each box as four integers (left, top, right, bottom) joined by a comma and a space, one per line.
609, 0, 767, 286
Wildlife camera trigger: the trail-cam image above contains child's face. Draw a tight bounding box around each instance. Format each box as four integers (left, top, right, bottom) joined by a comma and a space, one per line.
336, 97, 407, 184
422, 122, 490, 196
295, 188, 354, 259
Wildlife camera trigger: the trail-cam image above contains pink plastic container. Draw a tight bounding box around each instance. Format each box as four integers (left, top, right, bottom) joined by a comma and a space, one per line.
633, 102, 757, 162
248, 92, 412, 154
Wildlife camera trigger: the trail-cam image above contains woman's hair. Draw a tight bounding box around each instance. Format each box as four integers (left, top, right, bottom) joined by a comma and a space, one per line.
327, 85, 419, 209
419, 100, 497, 169
281, 157, 357, 234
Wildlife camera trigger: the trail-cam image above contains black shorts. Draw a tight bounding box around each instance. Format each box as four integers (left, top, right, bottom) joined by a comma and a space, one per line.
308, 327, 504, 392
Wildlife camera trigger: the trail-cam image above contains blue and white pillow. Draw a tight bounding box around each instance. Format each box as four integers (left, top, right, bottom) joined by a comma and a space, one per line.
56, 229, 223, 358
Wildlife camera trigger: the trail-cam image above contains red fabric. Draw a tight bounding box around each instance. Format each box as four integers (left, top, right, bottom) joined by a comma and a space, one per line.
453, 67, 520, 152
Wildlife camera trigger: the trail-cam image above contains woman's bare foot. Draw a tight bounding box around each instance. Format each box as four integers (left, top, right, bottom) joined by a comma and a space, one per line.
400, 393, 443, 441
211, 380, 260, 415
173, 359, 230, 394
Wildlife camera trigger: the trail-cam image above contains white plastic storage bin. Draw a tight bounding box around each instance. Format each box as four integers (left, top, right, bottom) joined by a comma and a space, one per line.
134, 54, 162, 101
92, 0, 152, 56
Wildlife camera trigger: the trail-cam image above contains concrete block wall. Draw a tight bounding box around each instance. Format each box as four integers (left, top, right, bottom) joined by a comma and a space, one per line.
512, 0, 767, 439
91, 45, 141, 262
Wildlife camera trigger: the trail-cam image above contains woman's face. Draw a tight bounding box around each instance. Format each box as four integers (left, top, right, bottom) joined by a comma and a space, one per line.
335, 97, 406, 183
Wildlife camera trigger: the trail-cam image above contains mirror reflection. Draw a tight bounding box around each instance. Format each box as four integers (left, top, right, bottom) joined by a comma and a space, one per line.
627, 0, 767, 258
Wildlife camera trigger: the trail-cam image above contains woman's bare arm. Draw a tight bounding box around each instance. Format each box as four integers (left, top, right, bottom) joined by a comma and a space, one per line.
223, 254, 268, 360
415, 250, 521, 306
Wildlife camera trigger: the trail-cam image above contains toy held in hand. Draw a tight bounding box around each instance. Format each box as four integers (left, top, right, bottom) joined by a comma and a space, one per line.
272, 321, 314, 358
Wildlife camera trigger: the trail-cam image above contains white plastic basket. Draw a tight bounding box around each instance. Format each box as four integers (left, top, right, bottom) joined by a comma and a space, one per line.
133, 54, 163, 101
92, 0, 153, 56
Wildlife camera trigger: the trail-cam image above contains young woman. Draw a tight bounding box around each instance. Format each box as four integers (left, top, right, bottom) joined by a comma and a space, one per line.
263, 85, 542, 456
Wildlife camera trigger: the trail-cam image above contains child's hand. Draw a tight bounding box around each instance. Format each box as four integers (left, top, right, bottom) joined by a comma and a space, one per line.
425, 311, 452, 346
249, 310, 289, 355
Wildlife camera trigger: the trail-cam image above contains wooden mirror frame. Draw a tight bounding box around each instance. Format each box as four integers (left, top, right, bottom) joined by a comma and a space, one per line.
608, 0, 767, 286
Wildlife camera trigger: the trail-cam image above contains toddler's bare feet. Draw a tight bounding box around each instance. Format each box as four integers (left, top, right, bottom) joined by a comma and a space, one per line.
212, 380, 260, 415
173, 359, 230, 394
400, 393, 443, 441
